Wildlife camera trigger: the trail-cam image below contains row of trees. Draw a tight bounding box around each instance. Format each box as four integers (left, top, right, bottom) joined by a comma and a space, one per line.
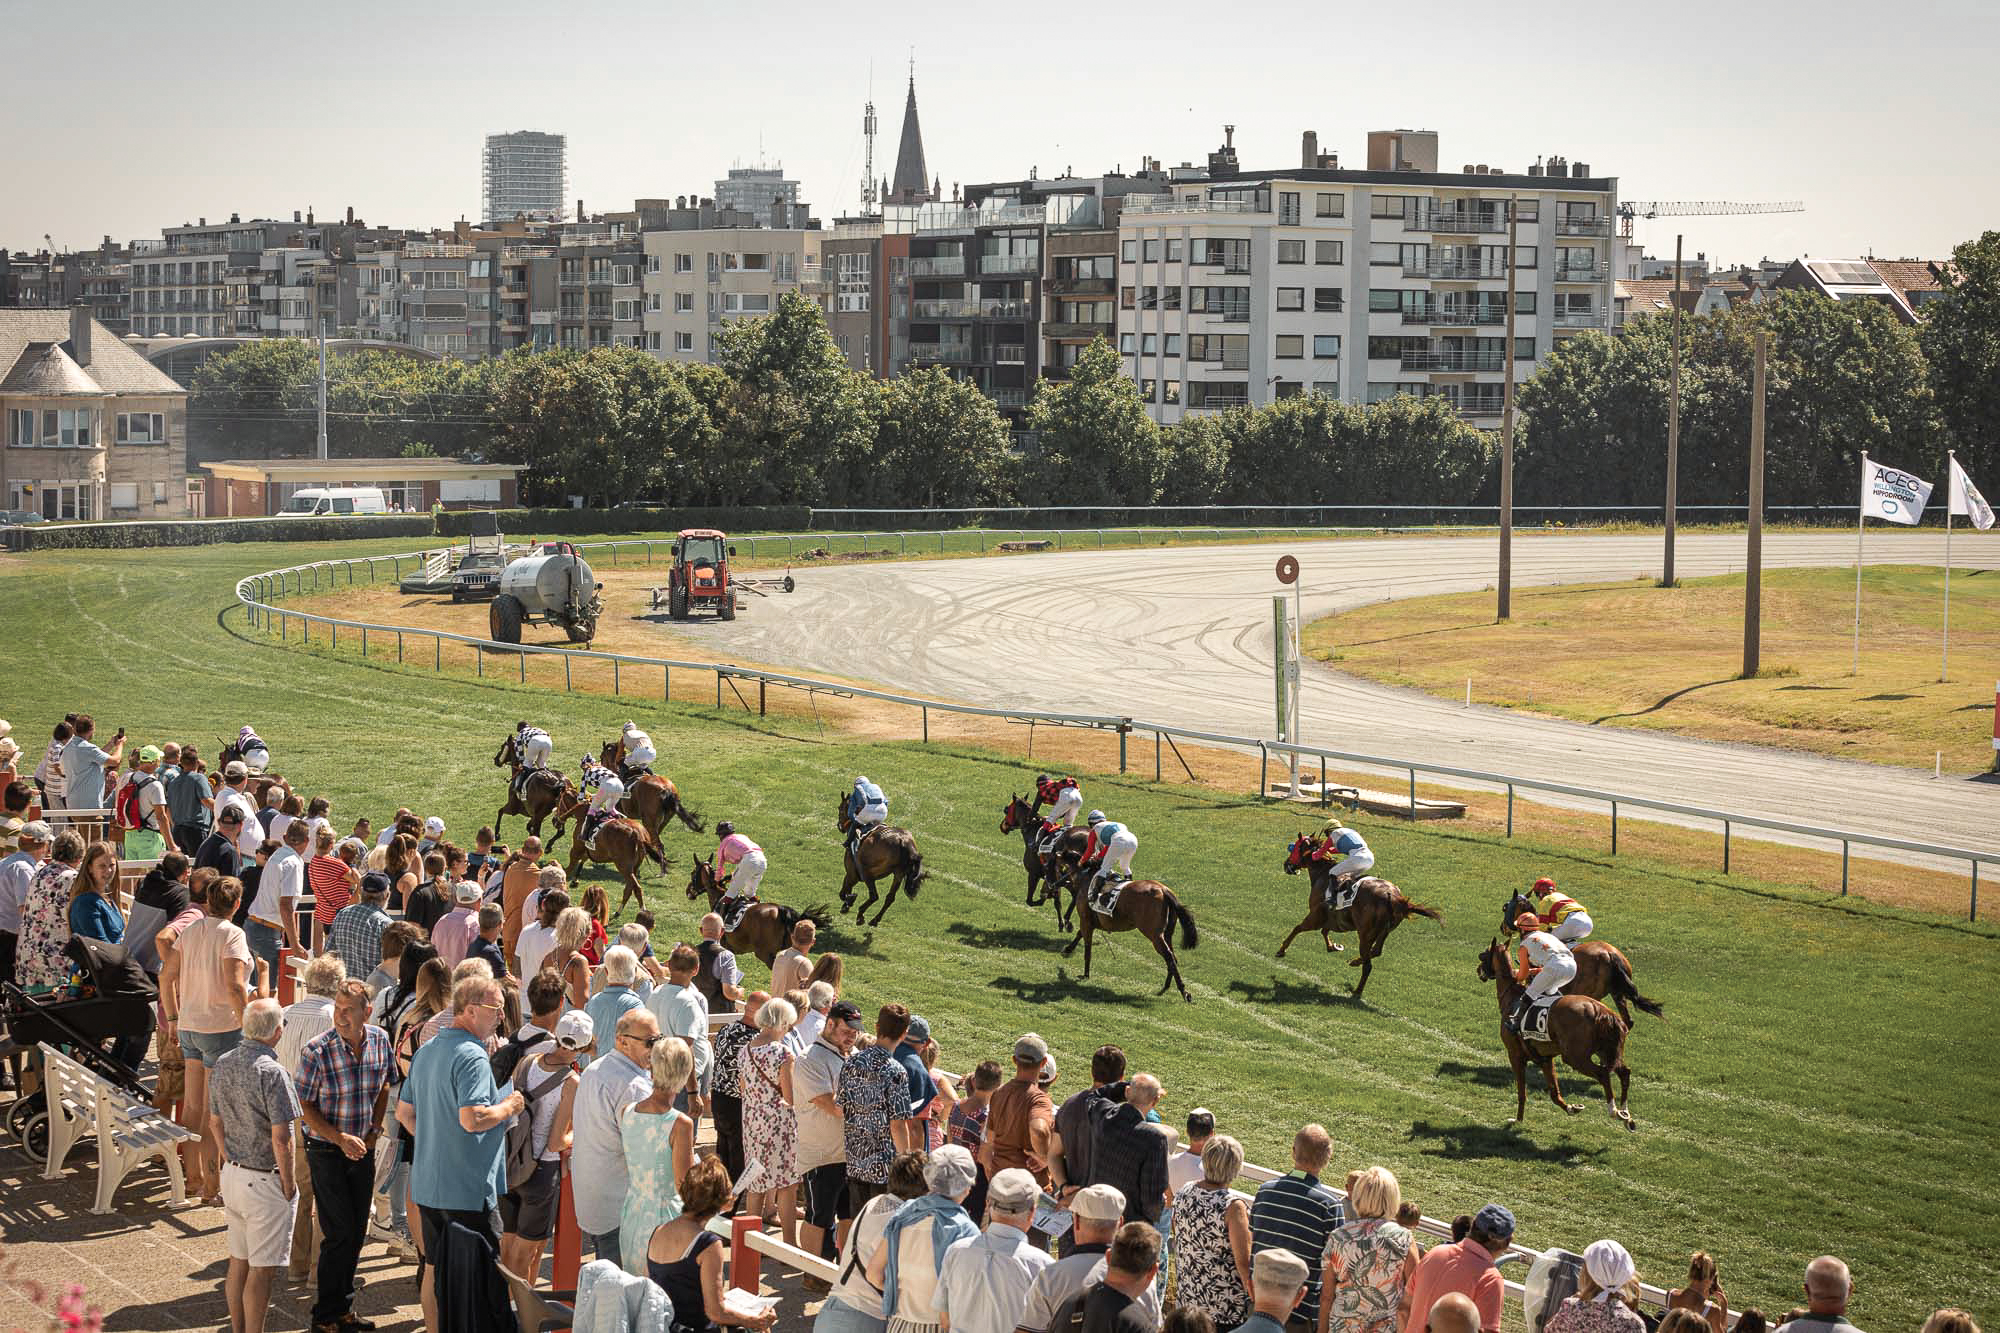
188, 231, 2000, 512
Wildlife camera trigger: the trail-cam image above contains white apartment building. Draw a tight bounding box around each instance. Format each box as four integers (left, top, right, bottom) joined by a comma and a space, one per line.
483, 131, 567, 225
641, 228, 823, 364
1116, 133, 1617, 426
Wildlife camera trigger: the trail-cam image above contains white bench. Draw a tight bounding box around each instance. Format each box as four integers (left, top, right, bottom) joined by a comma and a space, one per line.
37, 1042, 197, 1214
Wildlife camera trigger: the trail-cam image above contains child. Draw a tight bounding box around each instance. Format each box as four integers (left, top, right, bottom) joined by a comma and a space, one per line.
469, 902, 509, 979
948, 1059, 1005, 1219
467, 826, 496, 879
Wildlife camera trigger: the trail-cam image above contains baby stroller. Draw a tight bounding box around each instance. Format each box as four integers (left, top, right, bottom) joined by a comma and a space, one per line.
1, 934, 159, 1163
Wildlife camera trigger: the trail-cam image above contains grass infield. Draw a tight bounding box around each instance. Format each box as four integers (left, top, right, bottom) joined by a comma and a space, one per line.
1, 536, 1994, 1327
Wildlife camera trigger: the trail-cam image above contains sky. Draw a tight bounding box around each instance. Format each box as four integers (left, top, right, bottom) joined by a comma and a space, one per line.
5, 0, 1996, 267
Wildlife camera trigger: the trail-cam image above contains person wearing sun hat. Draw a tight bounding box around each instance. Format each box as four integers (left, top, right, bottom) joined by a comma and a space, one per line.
1542, 1240, 1645, 1333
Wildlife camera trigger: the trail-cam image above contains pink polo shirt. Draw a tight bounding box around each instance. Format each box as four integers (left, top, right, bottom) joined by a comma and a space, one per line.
717, 833, 760, 867
1401, 1238, 1505, 1333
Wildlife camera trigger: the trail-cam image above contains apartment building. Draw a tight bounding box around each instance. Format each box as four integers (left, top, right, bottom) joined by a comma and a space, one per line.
1116, 129, 1618, 426
1, 242, 131, 336
713, 167, 813, 228
901, 200, 1054, 420
641, 226, 822, 364
483, 131, 567, 225
551, 229, 646, 351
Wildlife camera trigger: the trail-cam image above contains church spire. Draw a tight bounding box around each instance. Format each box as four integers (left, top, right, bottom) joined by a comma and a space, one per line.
887, 68, 933, 205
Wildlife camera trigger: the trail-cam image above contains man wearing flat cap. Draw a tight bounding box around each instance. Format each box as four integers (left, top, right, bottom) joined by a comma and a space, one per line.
1240, 1248, 1313, 1333
937, 1166, 1053, 1333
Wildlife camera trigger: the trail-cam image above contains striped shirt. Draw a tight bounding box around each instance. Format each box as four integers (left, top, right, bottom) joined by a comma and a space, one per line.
1249, 1171, 1345, 1324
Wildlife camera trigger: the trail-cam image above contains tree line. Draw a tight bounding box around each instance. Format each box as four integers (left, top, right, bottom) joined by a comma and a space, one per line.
187, 230, 2000, 512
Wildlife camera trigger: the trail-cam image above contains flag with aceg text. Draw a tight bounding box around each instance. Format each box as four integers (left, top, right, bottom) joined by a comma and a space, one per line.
1859, 459, 1932, 525
1949, 456, 1996, 530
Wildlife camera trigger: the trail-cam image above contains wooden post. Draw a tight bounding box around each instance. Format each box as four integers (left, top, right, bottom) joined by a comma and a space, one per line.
1743, 330, 1766, 678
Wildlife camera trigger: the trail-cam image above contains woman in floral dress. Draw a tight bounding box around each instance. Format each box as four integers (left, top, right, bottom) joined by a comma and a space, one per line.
1324, 1167, 1417, 1333
1170, 1134, 1254, 1326
740, 996, 800, 1249
15, 830, 83, 989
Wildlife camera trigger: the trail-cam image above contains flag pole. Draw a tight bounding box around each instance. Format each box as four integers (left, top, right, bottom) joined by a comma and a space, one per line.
1854, 451, 1867, 677
1944, 449, 1955, 683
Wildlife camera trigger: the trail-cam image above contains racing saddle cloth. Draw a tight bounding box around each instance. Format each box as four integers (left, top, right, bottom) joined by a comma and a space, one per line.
1518, 993, 1560, 1042
1089, 873, 1131, 916
720, 895, 753, 933
1323, 874, 1361, 913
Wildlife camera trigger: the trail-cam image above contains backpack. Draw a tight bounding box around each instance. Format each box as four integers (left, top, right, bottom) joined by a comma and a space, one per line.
115, 774, 150, 832
490, 1027, 553, 1087
503, 1060, 567, 1191
166, 768, 212, 833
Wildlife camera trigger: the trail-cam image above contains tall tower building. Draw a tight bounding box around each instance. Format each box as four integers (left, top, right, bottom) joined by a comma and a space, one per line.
884, 74, 935, 205
482, 131, 567, 224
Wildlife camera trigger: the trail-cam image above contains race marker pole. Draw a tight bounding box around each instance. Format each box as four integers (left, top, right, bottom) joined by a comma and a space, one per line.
1992, 680, 1999, 773
1943, 449, 1955, 683
1290, 573, 1304, 797
1853, 451, 1867, 677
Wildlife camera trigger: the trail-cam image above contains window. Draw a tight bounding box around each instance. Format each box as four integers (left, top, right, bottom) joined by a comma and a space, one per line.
1515, 291, 1537, 314
836, 250, 871, 313
1163, 381, 1181, 405
1276, 380, 1303, 398
1139, 286, 1158, 311
674, 253, 693, 274
1278, 240, 1306, 265
37, 408, 93, 447
116, 412, 167, 443
674, 292, 695, 313
1121, 240, 1137, 262
613, 265, 635, 286
1314, 334, 1342, 358
1515, 245, 1538, 269
1312, 381, 1340, 397
648, 331, 661, 350
1314, 287, 1344, 313
1277, 287, 1304, 311
1370, 195, 1409, 219
1194, 238, 1252, 272
1143, 239, 1160, 262
1120, 332, 1136, 354
1164, 334, 1182, 356
613, 299, 639, 321
1121, 286, 1136, 310
1514, 200, 1539, 222
1186, 380, 1249, 409
1162, 286, 1181, 311
1140, 379, 1158, 401
648, 255, 662, 273
1166, 238, 1183, 262
1517, 337, 1537, 359
775, 253, 796, 282
1315, 241, 1345, 265
1188, 286, 1251, 319
1276, 334, 1303, 358
1369, 289, 1402, 313
1316, 192, 1344, 218
109, 482, 139, 510
674, 331, 694, 351
1278, 192, 1301, 225
721, 293, 771, 314
9, 408, 35, 446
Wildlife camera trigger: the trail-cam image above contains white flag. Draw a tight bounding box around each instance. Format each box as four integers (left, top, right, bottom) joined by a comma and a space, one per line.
1950, 456, 1996, 530
1859, 458, 1932, 526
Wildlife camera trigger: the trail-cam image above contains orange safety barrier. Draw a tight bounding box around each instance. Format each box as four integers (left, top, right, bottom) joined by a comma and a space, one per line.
729, 1214, 764, 1292
276, 946, 296, 1004
552, 1151, 581, 1291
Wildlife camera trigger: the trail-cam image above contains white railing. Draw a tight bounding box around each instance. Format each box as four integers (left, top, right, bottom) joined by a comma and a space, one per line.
232, 537, 1996, 918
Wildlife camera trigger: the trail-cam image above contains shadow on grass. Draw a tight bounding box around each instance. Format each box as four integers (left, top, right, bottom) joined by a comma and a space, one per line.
815, 925, 891, 961
947, 922, 1063, 952
988, 972, 1129, 1005
1225, 974, 1371, 1009
1776, 684, 1845, 691
1434, 1059, 1518, 1090
1592, 677, 1738, 724
1862, 693, 1917, 702
1406, 1119, 1609, 1166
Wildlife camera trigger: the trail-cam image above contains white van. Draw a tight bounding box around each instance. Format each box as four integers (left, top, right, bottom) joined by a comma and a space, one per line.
278, 486, 391, 516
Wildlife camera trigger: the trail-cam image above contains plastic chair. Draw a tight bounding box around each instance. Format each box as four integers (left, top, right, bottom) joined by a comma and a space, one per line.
497, 1263, 575, 1333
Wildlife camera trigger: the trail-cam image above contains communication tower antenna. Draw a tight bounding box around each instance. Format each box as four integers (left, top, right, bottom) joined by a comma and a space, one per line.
861, 93, 878, 214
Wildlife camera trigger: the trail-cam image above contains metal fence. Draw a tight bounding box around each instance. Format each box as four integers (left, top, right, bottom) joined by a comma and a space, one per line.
236, 541, 1994, 921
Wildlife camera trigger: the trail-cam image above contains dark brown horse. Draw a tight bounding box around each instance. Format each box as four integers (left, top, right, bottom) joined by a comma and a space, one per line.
1477, 939, 1635, 1129
1276, 836, 1443, 1000
214, 739, 289, 809
1500, 892, 1664, 1025
685, 855, 828, 969
495, 733, 570, 849
1049, 859, 1199, 1002
835, 793, 927, 926
598, 741, 706, 843
564, 816, 668, 915
1000, 795, 1091, 929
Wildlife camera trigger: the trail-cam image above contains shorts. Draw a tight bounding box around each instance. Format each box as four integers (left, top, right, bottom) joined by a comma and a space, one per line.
179, 1027, 243, 1067
222, 1161, 297, 1268
845, 1176, 885, 1218
501, 1158, 562, 1242
803, 1163, 852, 1230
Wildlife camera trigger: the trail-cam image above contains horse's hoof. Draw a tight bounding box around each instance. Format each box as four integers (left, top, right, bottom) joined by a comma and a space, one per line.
1274, 948, 1288, 959
1328, 942, 1344, 953
1564, 1105, 1581, 1116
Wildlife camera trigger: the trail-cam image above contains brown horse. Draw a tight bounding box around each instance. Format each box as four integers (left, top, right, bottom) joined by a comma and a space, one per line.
564, 816, 669, 915
835, 793, 927, 926
1276, 836, 1443, 1000
598, 741, 706, 843
1477, 939, 1635, 1129
1500, 892, 1664, 1025
495, 733, 570, 849
1000, 795, 1091, 929
1049, 859, 1199, 1002
213, 740, 289, 810
685, 855, 829, 969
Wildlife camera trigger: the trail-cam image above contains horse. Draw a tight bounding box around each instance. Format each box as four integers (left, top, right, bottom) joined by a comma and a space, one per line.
834, 792, 927, 926
1049, 859, 1199, 1002
1477, 938, 1635, 1130
494, 733, 571, 849
1276, 835, 1444, 1000
214, 738, 288, 809
598, 741, 706, 843
1500, 892, 1664, 1025
685, 855, 829, 969
563, 816, 669, 915
1000, 795, 1091, 930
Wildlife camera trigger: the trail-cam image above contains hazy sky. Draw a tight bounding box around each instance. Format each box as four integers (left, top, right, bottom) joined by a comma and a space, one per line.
6, 0, 1994, 266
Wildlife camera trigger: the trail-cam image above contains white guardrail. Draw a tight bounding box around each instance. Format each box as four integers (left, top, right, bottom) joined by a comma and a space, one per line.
233, 538, 1994, 922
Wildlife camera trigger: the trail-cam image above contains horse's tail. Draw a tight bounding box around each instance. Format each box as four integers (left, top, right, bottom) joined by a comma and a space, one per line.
1401, 896, 1446, 926
1168, 892, 1199, 950
903, 842, 925, 899
640, 826, 669, 871
674, 798, 706, 834
1606, 955, 1665, 1020
794, 902, 835, 932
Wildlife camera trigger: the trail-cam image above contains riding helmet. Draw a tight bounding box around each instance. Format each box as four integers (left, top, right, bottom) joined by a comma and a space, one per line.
1514, 912, 1541, 932
716, 820, 734, 838
1087, 810, 1105, 824
1532, 876, 1556, 893
1034, 774, 1049, 787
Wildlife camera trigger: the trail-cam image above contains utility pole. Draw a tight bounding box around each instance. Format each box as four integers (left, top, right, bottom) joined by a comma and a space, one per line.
1664, 232, 1682, 586
1498, 194, 1518, 620
1742, 329, 1766, 678
316, 316, 329, 460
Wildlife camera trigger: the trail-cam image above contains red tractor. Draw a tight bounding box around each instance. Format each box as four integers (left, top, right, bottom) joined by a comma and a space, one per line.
664, 528, 736, 620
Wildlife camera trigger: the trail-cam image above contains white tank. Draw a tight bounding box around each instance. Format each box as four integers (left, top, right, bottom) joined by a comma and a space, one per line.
498, 552, 596, 613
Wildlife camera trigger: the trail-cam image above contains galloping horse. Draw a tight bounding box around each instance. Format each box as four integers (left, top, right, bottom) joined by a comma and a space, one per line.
215, 738, 288, 809
686, 856, 829, 969
1477, 939, 1635, 1129
834, 792, 927, 926
1500, 892, 1664, 1025
494, 733, 570, 848
1000, 795, 1091, 929
1276, 835, 1443, 1000
563, 816, 668, 915
597, 741, 705, 843
1050, 859, 1199, 1002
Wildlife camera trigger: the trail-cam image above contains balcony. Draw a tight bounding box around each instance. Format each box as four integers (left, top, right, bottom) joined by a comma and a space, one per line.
994, 344, 1027, 363
559, 272, 586, 287
1193, 351, 1252, 372
1451, 392, 1507, 417
1044, 321, 1115, 340
1554, 308, 1609, 328
1408, 211, 1508, 234
1047, 276, 1114, 296
1122, 195, 1254, 216
1553, 264, 1601, 282
989, 387, 1031, 408
1557, 216, 1613, 237
1402, 307, 1507, 326
1404, 259, 1505, 280
981, 254, 1039, 275
913, 300, 979, 320
908, 342, 975, 363
1402, 349, 1505, 372
1190, 391, 1251, 410
910, 255, 966, 277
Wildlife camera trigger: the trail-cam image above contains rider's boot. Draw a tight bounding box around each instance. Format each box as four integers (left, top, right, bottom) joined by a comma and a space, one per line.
1504, 995, 1526, 1034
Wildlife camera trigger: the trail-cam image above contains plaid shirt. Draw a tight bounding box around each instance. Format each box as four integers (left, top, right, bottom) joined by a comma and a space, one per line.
329, 902, 393, 983
294, 1023, 394, 1142
1087, 1101, 1169, 1224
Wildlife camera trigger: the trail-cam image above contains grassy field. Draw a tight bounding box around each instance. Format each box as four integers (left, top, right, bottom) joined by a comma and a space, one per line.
1307, 566, 2000, 773
3, 537, 1997, 1328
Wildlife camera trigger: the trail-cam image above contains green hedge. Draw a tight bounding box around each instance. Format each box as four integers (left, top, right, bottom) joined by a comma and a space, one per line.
1, 514, 436, 552
433, 506, 814, 537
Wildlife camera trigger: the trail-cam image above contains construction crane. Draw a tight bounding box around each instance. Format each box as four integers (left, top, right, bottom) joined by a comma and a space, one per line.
1618, 199, 1803, 237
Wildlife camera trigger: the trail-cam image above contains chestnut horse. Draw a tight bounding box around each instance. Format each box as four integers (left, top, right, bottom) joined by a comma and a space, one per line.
563, 816, 668, 915
494, 732, 569, 849
1500, 892, 1664, 1025
835, 793, 927, 926
1477, 939, 1634, 1129
598, 741, 706, 843
685, 855, 828, 969
1000, 795, 1091, 930
1276, 835, 1443, 1000
1050, 860, 1199, 1003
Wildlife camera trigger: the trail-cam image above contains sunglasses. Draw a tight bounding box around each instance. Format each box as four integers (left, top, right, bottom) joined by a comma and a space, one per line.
619, 1032, 665, 1047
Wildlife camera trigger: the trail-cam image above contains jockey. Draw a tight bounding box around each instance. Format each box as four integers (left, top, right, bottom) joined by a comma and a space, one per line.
1081, 811, 1138, 911
1311, 816, 1375, 884
578, 753, 624, 847
235, 726, 271, 774
1524, 876, 1593, 945
715, 821, 768, 928
1034, 774, 1084, 837
1507, 912, 1578, 1034
618, 720, 656, 784
513, 720, 553, 796
844, 776, 888, 860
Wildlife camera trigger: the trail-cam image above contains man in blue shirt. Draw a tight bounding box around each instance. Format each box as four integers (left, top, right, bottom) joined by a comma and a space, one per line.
1248, 1124, 1344, 1331
895, 1014, 939, 1129
396, 973, 523, 1328
58, 715, 123, 812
